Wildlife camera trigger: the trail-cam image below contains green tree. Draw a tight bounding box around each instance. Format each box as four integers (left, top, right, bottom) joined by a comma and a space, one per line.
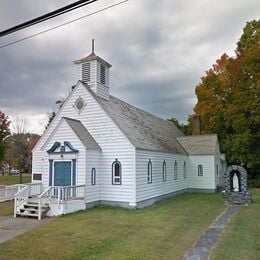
45, 111, 56, 129
168, 117, 192, 135
0, 111, 11, 165
193, 19, 260, 178
5, 133, 40, 173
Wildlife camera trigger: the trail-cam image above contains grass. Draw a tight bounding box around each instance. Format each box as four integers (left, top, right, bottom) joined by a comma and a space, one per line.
210, 190, 260, 260
0, 174, 30, 217
0, 174, 31, 185
0, 200, 14, 217
0, 193, 224, 259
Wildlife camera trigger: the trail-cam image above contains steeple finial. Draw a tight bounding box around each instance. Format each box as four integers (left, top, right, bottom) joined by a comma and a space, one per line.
92, 39, 95, 53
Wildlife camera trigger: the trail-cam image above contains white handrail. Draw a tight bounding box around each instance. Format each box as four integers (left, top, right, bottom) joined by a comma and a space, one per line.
14, 186, 29, 218
13, 182, 43, 218
38, 186, 52, 220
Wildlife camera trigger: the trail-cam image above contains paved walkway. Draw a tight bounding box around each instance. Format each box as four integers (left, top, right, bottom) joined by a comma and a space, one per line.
183, 205, 240, 260
0, 216, 51, 244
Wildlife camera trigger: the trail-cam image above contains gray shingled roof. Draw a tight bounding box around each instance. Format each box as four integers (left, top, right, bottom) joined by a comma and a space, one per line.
74, 52, 112, 68
91, 91, 187, 154
177, 135, 218, 155
64, 117, 101, 150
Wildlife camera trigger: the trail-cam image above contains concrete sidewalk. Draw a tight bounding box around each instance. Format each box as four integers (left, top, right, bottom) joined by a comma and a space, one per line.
0, 216, 51, 244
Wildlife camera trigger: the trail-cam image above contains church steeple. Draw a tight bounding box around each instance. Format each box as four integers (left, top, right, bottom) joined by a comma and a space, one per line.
73, 40, 112, 100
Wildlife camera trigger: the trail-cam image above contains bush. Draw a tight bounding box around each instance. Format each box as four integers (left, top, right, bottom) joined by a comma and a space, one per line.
249, 175, 260, 188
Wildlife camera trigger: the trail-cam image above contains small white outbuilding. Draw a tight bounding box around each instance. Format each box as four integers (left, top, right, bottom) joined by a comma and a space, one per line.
30, 43, 225, 216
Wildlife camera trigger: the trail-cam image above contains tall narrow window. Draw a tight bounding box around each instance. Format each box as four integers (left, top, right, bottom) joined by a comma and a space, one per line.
183, 161, 187, 179
198, 164, 203, 176
112, 159, 121, 185
174, 161, 178, 180
147, 159, 152, 183
91, 168, 96, 185
163, 160, 166, 182
100, 64, 106, 84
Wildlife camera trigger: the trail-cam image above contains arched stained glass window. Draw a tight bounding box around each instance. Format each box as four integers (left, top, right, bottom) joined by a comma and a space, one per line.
112, 159, 122, 185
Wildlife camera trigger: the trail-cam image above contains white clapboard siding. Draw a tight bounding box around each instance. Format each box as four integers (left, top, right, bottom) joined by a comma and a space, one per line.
214, 142, 224, 186
136, 149, 188, 202
85, 149, 100, 203
32, 151, 44, 182
96, 83, 109, 100
32, 82, 135, 204
187, 155, 216, 190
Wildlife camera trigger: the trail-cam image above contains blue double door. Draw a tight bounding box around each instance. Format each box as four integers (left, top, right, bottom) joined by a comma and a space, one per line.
54, 161, 72, 186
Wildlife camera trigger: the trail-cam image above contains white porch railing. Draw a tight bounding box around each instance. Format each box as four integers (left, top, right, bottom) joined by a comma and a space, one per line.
0, 184, 26, 202
27, 182, 43, 196
38, 185, 85, 220
0, 182, 43, 202
13, 182, 43, 218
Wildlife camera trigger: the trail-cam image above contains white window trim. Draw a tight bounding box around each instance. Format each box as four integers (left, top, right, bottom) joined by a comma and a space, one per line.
148, 159, 152, 183
183, 161, 187, 179
198, 164, 203, 176
174, 161, 178, 180
91, 168, 96, 185
163, 160, 166, 182
112, 159, 122, 185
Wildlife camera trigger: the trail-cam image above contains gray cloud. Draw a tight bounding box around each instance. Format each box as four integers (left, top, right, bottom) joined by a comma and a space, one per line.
0, 0, 259, 133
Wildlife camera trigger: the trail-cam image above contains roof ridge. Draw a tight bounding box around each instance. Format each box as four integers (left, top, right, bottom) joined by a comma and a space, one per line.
178, 134, 217, 139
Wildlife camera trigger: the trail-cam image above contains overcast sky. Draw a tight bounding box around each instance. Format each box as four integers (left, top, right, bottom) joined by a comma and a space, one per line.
0, 0, 259, 134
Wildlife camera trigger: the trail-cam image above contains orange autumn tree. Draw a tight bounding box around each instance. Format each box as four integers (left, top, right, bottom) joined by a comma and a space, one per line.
193, 19, 260, 179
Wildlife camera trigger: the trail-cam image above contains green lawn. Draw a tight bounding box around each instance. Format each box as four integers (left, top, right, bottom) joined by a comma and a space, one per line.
0, 174, 31, 185
0, 200, 13, 217
210, 190, 260, 260
0, 193, 224, 259
0, 174, 31, 217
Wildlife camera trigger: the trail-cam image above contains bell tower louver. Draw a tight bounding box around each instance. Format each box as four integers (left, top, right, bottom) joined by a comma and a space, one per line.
74, 39, 112, 100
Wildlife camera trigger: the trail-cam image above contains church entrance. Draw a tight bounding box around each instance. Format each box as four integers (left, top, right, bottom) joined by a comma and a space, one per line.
54, 161, 72, 186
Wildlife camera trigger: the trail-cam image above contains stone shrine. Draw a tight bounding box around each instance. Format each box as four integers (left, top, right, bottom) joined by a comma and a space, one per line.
222, 165, 252, 205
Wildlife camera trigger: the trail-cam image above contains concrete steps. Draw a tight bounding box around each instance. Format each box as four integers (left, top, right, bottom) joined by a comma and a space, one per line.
16, 201, 50, 219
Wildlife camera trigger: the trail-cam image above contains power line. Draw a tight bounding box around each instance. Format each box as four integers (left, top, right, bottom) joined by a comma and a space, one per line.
0, 0, 97, 37
0, 0, 129, 49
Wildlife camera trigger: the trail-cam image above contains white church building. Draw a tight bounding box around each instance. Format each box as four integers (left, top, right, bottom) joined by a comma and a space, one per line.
16, 43, 226, 218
